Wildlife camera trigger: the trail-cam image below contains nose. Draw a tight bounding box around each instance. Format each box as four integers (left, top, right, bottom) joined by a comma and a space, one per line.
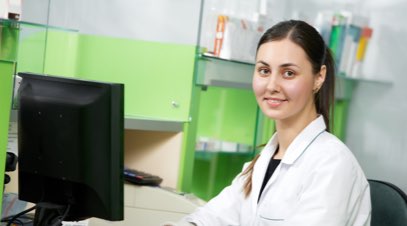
265, 73, 281, 93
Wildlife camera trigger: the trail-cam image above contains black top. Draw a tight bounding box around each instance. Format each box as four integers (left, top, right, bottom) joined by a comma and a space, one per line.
258, 158, 281, 202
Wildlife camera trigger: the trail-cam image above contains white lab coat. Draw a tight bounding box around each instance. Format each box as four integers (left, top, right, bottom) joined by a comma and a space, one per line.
184, 116, 371, 226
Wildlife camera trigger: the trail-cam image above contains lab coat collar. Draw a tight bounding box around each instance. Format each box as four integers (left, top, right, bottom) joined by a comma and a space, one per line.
259, 115, 326, 164
281, 115, 326, 164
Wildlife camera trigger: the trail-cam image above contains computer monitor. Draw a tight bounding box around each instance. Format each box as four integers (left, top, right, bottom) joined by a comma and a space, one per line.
17, 72, 124, 225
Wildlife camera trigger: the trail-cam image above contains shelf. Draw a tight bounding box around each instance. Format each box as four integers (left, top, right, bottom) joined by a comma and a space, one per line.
9, 110, 184, 133
195, 150, 254, 157
195, 53, 254, 89
195, 54, 391, 100
337, 73, 393, 85
124, 116, 184, 132
0, 18, 77, 32
1, 18, 78, 64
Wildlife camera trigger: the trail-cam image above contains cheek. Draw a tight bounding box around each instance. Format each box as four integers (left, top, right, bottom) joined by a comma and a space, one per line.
252, 77, 266, 97
285, 81, 312, 101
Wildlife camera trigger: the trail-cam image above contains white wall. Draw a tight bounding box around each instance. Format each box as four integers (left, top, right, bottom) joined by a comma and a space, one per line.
22, 0, 201, 45
345, 0, 407, 192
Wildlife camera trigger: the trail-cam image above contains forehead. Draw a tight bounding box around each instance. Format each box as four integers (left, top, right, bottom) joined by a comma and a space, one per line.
256, 39, 310, 66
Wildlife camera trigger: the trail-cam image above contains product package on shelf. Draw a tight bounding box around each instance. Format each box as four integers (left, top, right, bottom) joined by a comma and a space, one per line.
328, 13, 349, 68
351, 27, 373, 77
313, 11, 373, 78
195, 136, 252, 153
209, 14, 264, 64
314, 11, 334, 44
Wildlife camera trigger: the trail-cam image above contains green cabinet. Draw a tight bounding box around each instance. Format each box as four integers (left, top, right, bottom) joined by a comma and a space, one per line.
0, 60, 15, 215
74, 35, 195, 122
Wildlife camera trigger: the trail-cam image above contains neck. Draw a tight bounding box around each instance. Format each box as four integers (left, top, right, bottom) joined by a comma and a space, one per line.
274, 110, 318, 159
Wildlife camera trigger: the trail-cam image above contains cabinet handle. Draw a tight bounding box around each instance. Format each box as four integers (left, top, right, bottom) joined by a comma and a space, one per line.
171, 101, 179, 108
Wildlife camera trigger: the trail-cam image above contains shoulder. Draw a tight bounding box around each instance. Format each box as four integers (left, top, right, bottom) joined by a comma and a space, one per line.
309, 131, 353, 159
304, 131, 366, 178
306, 131, 370, 192
314, 131, 347, 149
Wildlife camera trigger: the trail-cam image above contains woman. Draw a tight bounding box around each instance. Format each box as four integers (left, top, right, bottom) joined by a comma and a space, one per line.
173, 20, 371, 226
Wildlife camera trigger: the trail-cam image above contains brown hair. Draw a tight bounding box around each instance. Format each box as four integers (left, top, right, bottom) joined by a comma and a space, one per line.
241, 20, 336, 197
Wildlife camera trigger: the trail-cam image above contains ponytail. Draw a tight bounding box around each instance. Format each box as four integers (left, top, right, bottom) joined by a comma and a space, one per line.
315, 46, 335, 132
241, 154, 260, 198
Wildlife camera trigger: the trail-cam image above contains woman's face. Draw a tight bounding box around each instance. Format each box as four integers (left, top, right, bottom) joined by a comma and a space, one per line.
252, 39, 325, 123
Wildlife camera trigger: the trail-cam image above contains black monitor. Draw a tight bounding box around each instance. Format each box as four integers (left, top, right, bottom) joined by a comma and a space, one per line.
17, 72, 124, 225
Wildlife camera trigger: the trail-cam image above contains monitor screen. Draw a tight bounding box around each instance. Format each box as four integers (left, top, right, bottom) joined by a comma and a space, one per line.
17, 72, 124, 224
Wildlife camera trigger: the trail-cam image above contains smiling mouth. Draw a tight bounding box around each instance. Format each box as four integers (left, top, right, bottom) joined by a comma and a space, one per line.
265, 98, 287, 107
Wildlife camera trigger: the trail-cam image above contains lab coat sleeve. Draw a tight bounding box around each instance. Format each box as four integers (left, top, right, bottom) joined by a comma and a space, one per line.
285, 143, 371, 226
182, 167, 248, 226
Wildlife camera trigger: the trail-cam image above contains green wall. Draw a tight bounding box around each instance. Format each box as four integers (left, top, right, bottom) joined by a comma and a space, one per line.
16, 26, 47, 74
196, 86, 258, 145
44, 31, 79, 77
333, 100, 349, 140
192, 151, 252, 201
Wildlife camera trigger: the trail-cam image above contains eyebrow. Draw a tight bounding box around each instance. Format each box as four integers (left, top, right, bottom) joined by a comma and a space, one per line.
255, 60, 300, 69
255, 60, 270, 67
280, 63, 300, 69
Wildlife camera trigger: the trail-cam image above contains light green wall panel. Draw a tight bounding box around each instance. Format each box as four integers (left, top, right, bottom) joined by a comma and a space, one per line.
196, 86, 258, 145
0, 61, 15, 215
44, 31, 79, 77
17, 30, 78, 77
16, 27, 47, 74
75, 35, 195, 121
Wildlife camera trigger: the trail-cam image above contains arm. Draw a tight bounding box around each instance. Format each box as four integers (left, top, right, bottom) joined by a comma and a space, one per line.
181, 171, 247, 226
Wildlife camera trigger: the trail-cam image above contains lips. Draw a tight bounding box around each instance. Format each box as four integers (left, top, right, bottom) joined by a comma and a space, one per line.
264, 97, 287, 108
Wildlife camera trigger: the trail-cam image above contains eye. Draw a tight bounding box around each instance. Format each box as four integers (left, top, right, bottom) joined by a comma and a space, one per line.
282, 70, 295, 78
257, 67, 270, 76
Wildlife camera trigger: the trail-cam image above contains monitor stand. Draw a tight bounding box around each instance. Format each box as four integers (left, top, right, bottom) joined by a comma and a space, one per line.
34, 202, 70, 226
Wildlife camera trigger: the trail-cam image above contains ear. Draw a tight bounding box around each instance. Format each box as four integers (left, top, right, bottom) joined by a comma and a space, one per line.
314, 65, 326, 92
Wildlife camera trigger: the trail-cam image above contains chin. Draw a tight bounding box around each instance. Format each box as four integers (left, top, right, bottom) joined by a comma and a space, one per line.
261, 109, 286, 120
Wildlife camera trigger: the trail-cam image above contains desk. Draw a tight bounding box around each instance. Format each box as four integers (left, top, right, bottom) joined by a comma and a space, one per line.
88, 184, 205, 226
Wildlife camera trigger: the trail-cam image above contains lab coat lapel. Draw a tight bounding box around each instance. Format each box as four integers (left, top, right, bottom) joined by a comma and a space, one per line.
251, 134, 279, 211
